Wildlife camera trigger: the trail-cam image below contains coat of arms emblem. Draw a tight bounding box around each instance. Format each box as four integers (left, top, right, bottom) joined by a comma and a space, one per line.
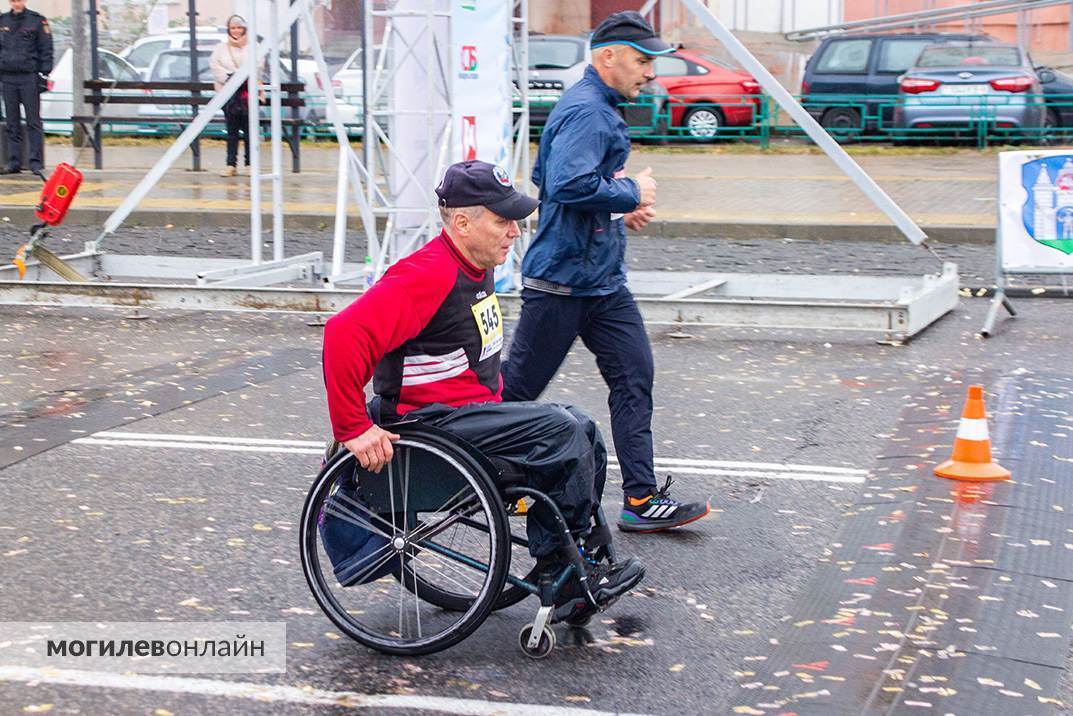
1022, 156, 1073, 255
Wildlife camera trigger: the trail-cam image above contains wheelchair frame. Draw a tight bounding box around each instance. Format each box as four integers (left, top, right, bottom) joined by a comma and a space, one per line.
300, 421, 614, 658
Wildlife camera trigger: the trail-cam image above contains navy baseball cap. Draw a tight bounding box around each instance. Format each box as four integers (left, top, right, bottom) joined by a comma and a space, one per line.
590, 11, 673, 56
435, 160, 539, 221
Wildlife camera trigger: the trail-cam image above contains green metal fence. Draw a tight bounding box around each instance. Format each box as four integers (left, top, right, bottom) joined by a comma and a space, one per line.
39, 89, 1073, 149
604, 91, 1073, 149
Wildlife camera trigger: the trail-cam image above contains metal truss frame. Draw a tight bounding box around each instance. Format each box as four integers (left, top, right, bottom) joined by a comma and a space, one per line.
0, 259, 959, 343
75, 0, 374, 291
0, 0, 960, 344
785, 0, 1071, 42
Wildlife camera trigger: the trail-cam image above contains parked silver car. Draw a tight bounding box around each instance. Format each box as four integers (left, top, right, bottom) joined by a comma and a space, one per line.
894, 42, 1045, 135
527, 33, 669, 140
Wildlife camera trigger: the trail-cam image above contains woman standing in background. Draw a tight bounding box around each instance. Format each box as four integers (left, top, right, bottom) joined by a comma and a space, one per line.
209, 15, 251, 177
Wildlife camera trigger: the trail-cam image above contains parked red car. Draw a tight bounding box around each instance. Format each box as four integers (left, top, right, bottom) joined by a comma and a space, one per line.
653, 49, 761, 139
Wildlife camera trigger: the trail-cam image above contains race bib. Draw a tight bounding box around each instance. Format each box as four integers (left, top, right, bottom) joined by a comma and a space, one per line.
471, 294, 503, 362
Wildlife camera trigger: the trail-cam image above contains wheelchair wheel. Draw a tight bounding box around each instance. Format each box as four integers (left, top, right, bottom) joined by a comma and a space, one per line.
396, 496, 537, 612
400, 561, 537, 612
300, 425, 510, 656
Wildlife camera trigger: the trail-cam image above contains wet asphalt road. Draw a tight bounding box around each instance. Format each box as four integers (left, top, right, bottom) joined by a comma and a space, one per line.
0, 229, 1071, 714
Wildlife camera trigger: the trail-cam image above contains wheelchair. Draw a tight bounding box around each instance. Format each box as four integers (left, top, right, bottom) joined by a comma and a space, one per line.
299, 421, 618, 658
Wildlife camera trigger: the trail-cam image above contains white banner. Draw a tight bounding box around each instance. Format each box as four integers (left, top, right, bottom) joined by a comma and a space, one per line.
999, 150, 1073, 270
450, 0, 512, 168
450, 0, 516, 290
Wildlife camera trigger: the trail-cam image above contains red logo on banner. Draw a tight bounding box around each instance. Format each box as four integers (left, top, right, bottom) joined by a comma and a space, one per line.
461, 45, 478, 72
462, 116, 477, 160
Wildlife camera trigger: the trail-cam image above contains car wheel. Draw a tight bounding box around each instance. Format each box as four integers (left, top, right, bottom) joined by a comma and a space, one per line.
639, 103, 670, 145
1044, 108, 1063, 146
683, 105, 722, 140
821, 107, 861, 144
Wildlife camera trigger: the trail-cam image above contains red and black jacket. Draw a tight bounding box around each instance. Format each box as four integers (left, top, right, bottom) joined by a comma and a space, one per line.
322, 231, 503, 442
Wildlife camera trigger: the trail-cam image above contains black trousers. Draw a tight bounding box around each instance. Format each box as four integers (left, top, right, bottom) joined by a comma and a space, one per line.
2, 76, 43, 171
224, 107, 249, 168
502, 285, 657, 500
403, 401, 607, 559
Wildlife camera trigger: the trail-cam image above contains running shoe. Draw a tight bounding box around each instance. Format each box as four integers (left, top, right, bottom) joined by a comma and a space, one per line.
551, 556, 645, 624
617, 476, 711, 532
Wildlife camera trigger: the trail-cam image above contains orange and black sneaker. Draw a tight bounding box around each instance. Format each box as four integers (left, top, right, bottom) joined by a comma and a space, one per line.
617, 476, 711, 533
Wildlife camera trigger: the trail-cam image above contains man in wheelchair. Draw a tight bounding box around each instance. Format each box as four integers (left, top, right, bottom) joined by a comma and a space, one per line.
322, 160, 645, 623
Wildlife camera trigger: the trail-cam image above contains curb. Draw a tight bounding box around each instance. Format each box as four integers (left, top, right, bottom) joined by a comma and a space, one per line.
0, 206, 994, 244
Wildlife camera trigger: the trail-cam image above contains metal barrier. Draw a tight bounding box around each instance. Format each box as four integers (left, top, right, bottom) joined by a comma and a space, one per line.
778, 92, 1073, 148
42, 90, 1073, 149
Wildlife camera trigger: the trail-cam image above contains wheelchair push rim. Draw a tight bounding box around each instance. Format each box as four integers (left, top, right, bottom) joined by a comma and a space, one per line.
300, 431, 510, 656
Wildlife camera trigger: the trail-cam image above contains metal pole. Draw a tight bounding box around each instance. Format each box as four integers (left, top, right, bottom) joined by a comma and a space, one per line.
269, 0, 285, 262
788, 0, 1070, 41
248, 0, 262, 265
188, 0, 201, 171
519, 0, 530, 257
422, 0, 432, 257
332, 144, 349, 276
290, 1, 300, 174
71, 0, 87, 147
678, 0, 928, 245
299, 0, 377, 282
981, 154, 1013, 337
362, 0, 373, 221
87, 0, 101, 169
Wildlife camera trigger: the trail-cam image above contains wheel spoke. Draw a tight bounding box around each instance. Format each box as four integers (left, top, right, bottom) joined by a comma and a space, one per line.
409, 550, 485, 595
306, 437, 505, 653
325, 496, 395, 540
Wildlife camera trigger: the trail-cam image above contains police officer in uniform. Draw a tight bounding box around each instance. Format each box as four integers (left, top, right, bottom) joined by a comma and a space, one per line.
0, 0, 52, 176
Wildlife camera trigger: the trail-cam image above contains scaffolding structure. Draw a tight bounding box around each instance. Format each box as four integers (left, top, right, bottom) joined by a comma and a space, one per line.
0, 0, 959, 343
352, 0, 530, 284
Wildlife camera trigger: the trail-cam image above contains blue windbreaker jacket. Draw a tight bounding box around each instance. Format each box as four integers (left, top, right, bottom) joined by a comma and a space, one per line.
521, 65, 641, 296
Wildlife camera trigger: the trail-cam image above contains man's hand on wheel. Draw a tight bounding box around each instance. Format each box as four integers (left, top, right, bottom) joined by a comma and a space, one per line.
624, 205, 656, 232
343, 425, 401, 473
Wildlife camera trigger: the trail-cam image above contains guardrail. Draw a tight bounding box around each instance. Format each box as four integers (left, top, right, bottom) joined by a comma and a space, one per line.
38, 90, 1073, 150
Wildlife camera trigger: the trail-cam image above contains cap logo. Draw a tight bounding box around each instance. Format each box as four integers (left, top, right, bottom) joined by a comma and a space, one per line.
493, 166, 511, 187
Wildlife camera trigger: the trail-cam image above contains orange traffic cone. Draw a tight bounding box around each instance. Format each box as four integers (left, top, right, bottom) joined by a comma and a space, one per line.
934, 385, 1010, 482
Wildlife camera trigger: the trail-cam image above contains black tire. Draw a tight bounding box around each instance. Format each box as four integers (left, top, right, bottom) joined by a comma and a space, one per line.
518, 624, 555, 659
682, 105, 723, 141
639, 103, 670, 145
300, 425, 510, 656
1044, 108, 1063, 146
821, 107, 862, 144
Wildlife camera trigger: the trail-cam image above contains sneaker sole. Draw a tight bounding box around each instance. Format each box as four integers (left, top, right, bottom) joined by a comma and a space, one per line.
616, 504, 712, 533
554, 565, 646, 623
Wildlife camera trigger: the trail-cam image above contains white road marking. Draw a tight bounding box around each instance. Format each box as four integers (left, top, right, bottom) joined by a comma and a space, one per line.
0, 666, 643, 715
99, 431, 324, 447
611, 465, 864, 484
73, 438, 323, 455
72, 430, 867, 484
608, 456, 866, 476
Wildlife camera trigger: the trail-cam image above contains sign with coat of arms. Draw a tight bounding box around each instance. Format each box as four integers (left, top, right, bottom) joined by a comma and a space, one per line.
1000, 150, 1073, 268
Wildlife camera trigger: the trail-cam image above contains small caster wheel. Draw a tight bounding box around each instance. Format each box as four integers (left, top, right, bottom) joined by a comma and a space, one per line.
518, 623, 555, 659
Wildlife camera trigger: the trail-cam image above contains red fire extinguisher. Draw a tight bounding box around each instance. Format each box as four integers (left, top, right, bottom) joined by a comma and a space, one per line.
13, 163, 84, 279
34, 162, 83, 226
